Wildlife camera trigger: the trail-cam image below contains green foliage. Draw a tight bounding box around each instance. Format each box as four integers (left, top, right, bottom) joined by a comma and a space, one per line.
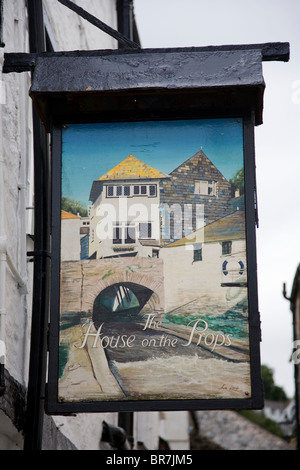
238, 365, 290, 440
61, 196, 88, 217
238, 410, 285, 439
261, 364, 288, 401
229, 168, 244, 196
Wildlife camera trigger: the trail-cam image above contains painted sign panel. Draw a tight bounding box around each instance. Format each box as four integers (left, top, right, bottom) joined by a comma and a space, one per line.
48, 117, 262, 411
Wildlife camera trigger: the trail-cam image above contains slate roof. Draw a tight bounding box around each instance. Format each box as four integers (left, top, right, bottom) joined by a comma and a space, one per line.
166, 210, 246, 247
169, 149, 227, 182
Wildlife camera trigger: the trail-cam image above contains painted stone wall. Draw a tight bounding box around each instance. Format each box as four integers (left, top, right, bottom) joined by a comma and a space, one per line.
60, 257, 164, 316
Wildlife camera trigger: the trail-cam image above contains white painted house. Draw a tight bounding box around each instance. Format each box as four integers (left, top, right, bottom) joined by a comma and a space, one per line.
89, 154, 169, 259
60, 210, 81, 261
161, 210, 247, 314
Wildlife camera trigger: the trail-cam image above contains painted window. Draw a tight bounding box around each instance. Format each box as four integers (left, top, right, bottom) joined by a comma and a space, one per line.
124, 185, 130, 196
222, 241, 232, 255
113, 225, 122, 244
149, 185, 157, 196
194, 180, 217, 196
113, 224, 136, 244
107, 185, 114, 197
125, 225, 136, 244
193, 243, 202, 262
106, 184, 157, 197
139, 222, 152, 239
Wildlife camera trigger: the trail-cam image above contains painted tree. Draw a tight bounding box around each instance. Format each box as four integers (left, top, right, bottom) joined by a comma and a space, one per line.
61, 196, 88, 217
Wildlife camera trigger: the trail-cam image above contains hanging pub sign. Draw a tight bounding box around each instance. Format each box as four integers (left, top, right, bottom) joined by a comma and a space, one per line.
29, 43, 289, 413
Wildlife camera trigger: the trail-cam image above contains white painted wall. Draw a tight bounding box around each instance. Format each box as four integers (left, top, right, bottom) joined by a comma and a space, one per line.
159, 411, 190, 450
61, 217, 81, 261
43, 0, 118, 51
135, 412, 161, 449
161, 239, 247, 313
90, 179, 160, 259
1, 0, 32, 389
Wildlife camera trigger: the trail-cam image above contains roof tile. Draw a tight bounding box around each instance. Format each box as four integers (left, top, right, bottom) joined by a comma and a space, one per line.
98, 154, 168, 181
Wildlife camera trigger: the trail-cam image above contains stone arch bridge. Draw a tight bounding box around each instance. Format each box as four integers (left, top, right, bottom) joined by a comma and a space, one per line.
60, 257, 165, 321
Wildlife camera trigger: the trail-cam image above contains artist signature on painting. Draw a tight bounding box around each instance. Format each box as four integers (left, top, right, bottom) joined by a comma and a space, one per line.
220, 383, 240, 392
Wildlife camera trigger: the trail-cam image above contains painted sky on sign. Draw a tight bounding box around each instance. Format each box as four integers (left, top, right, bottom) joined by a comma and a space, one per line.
62, 118, 243, 206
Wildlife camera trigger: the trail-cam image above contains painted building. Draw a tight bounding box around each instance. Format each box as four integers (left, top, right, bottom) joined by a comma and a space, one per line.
89, 154, 169, 259
88, 149, 239, 261
87, 149, 246, 317
79, 216, 90, 260
61, 210, 91, 261
161, 210, 247, 314
160, 149, 233, 242
61, 210, 81, 261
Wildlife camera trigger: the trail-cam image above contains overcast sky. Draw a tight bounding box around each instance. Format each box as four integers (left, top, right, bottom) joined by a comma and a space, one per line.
134, 0, 300, 398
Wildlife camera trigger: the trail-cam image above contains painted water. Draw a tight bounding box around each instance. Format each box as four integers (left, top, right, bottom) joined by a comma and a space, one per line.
115, 355, 251, 400
165, 297, 249, 340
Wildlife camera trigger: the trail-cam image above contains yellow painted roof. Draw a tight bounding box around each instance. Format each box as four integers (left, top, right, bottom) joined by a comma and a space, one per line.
61, 210, 80, 220
98, 154, 169, 181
